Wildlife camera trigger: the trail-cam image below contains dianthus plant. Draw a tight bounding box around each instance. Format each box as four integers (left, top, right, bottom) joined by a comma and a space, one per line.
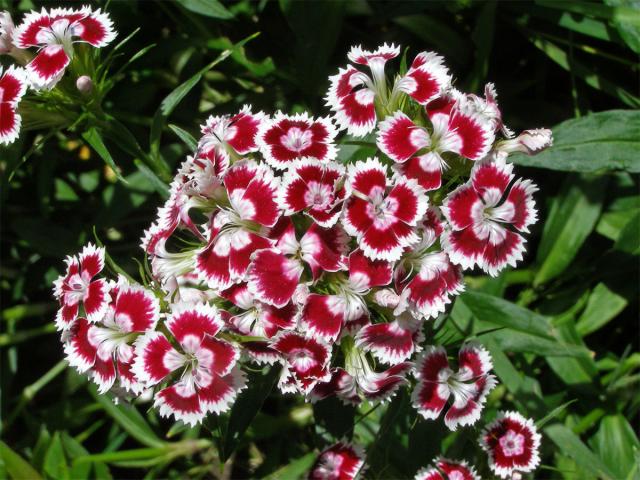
49, 39, 552, 479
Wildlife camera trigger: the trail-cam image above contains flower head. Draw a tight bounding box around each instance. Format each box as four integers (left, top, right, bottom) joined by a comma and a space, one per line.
14, 6, 115, 89
479, 411, 541, 478
414, 458, 480, 480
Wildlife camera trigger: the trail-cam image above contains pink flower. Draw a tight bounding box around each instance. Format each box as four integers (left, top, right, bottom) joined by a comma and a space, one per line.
133, 303, 245, 425
377, 95, 495, 191
326, 43, 399, 136
342, 157, 428, 261
308, 442, 366, 480
64, 278, 160, 394
247, 217, 348, 309
441, 156, 538, 276
412, 343, 497, 430
479, 411, 541, 478
0, 65, 27, 145
198, 105, 264, 167
14, 6, 115, 89
53, 243, 110, 329
270, 331, 332, 395
257, 112, 337, 170
278, 159, 346, 228
414, 458, 479, 480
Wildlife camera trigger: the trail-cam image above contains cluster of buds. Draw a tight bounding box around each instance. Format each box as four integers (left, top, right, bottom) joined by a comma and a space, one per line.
0, 6, 115, 144
52, 43, 550, 478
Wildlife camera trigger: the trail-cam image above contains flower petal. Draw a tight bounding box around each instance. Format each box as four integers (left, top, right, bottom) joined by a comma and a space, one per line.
226, 105, 264, 154
398, 51, 451, 105
84, 278, 110, 324
155, 382, 205, 427
412, 346, 451, 420
355, 321, 417, 364
167, 302, 223, 343
225, 160, 281, 227
73, 7, 116, 47
376, 112, 428, 163
132, 331, 182, 386
247, 248, 303, 308
394, 152, 443, 191
299, 294, 345, 342
64, 317, 97, 372
27, 44, 70, 89
348, 249, 393, 290
300, 223, 348, 279
309, 441, 366, 480
441, 183, 482, 231
114, 283, 160, 332
199, 366, 246, 415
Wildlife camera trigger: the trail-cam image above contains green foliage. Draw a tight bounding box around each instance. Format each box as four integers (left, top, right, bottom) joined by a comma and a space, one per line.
1, 0, 638, 479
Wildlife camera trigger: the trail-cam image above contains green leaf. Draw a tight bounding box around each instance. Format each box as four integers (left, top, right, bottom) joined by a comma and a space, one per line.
604, 0, 640, 53
535, 173, 608, 286
512, 110, 640, 172
82, 128, 127, 183
544, 424, 617, 480
43, 432, 70, 480
179, 0, 234, 19
592, 414, 640, 479
0, 441, 42, 480
217, 366, 280, 461
263, 453, 316, 480
460, 290, 553, 338
576, 283, 628, 336
89, 385, 165, 448
168, 124, 198, 152
614, 210, 640, 254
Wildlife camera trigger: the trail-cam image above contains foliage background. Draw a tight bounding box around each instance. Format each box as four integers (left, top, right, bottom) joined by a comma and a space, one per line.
1, 0, 638, 478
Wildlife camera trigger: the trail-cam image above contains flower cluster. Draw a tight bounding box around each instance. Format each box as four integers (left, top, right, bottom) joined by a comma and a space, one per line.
0, 6, 115, 143
52, 43, 550, 477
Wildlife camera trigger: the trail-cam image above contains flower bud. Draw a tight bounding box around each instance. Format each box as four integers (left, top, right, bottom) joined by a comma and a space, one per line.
76, 75, 93, 94
374, 288, 400, 308
498, 128, 553, 155
0, 11, 15, 55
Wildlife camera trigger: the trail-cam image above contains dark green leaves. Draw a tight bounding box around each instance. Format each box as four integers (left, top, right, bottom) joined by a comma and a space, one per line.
179, 0, 234, 19
0, 441, 42, 480
512, 110, 640, 173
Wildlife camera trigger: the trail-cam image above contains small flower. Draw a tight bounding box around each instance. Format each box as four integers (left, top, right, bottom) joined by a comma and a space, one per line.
133, 302, 245, 426
342, 157, 428, 261
278, 158, 346, 228
0, 65, 28, 145
271, 331, 332, 394
441, 155, 538, 276
198, 105, 265, 167
308, 442, 366, 480
479, 411, 541, 478
377, 96, 495, 191
64, 278, 160, 394
326, 43, 400, 136
14, 6, 116, 89
412, 343, 497, 430
414, 458, 479, 480
257, 112, 337, 170
395, 51, 451, 106
53, 243, 110, 329
247, 218, 348, 308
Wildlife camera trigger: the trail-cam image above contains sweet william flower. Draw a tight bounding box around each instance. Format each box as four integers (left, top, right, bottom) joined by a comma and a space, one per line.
64, 278, 160, 394
257, 112, 337, 170
133, 302, 245, 426
441, 155, 538, 276
0, 65, 27, 145
53, 243, 110, 329
414, 458, 479, 480
308, 441, 366, 480
14, 6, 116, 89
479, 411, 541, 478
342, 157, 428, 262
412, 343, 497, 430
326, 43, 400, 136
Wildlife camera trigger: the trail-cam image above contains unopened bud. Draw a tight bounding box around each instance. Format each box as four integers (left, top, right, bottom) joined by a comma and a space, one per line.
76, 75, 93, 94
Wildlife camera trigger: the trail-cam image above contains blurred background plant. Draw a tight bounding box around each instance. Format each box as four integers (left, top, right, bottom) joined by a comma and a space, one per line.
1, 0, 638, 478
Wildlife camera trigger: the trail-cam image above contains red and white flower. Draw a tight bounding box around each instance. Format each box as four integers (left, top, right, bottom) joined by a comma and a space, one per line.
342, 158, 428, 261
326, 43, 400, 136
377, 95, 494, 191
414, 458, 479, 480
441, 156, 538, 276
133, 302, 245, 425
355, 313, 423, 365
198, 105, 264, 167
195, 160, 280, 290
221, 282, 296, 338
0, 65, 27, 145
53, 243, 110, 330
479, 411, 541, 478
247, 218, 348, 308
271, 331, 331, 394
257, 112, 337, 169
309, 441, 366, 480
14, 6, 116, 89
412, 343, 497, 430
278, 159, 346, 228
64, 278, 160, 394
395, 51, 451, 106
